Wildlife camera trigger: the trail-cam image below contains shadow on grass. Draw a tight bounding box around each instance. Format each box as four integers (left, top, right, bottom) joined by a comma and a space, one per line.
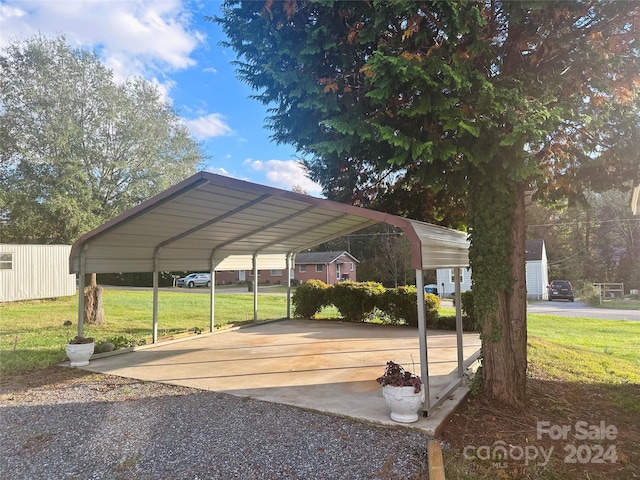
441, 377, 640, 480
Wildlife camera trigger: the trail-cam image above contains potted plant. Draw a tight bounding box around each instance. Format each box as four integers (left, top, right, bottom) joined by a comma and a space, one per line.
376, 361, 425, 423
64, 320, 95, 367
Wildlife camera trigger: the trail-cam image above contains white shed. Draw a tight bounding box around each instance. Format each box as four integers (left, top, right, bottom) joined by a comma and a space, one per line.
525, 239, 549, 300
436, 239, 549, 300
0, 244, 76, 302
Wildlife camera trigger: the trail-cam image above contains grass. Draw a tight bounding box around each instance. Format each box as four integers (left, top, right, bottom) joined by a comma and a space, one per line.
593, 297, 640, 310
0, 289, 287, 374
527, 314, 640, 384
442, 314, 640, 480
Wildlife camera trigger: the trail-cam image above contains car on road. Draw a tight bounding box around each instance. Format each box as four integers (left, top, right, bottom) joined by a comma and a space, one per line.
548, 280, 574, 301
177, 273, 211, 288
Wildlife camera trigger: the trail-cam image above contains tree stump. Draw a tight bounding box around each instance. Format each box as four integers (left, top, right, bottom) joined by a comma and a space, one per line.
84, 284, 105, 325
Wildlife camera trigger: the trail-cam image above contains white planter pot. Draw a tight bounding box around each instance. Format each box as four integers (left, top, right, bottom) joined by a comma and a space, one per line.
382, 385, 425, 423
65, 342, 95, 367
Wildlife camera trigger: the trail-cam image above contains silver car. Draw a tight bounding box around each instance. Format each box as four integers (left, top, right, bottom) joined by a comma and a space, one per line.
177, 273, 211, 288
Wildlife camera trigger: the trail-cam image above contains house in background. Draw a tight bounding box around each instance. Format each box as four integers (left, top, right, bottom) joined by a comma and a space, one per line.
213, 251, 358, 286
436, 239, 549, 300
525, 239, 549, 300
294, 251, 358, 285
0, 244, 76, 302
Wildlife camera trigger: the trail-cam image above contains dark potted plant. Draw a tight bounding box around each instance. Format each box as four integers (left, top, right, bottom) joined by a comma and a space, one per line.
64, 320, 95, 367
376, 361, 425, 423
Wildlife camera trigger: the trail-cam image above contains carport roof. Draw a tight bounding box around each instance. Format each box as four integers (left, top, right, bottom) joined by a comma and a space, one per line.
70, 171, 469, 274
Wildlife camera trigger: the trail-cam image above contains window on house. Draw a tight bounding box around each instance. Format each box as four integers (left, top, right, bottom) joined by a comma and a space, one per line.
450, 269, 463, 284
0, 253, 12, 270
299, 265, 306, 273
348, 262, 354, 271
270, 269, 282, 276
315, 264, 323, 272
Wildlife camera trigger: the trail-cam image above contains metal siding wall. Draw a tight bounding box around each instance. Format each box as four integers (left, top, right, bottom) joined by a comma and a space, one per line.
526, 261, 542, 299
0, 245, 76, 302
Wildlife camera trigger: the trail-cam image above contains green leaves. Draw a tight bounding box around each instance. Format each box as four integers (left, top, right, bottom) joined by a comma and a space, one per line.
0, 35, 204, 243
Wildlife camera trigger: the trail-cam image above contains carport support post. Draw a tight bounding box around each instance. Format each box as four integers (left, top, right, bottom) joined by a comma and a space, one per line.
209, 260, 217, 333
454, 267, 464, 377
253, 254, 258, 322
415, 269, 430, 412
152, 253, 159, 344
286, 253, 292, 319
77, 245, 87, 338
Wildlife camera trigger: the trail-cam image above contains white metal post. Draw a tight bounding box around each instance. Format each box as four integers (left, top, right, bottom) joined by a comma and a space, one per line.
454, 267, 464, 377
152, 254, 159, 344
416, 269, 430, 412
286, 253, 292, 319
253, 254, 258, 322
77, 245, 87, 338
210, 260, 217, 333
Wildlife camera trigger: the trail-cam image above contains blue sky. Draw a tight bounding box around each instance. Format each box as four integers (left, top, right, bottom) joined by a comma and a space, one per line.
0, 0, 323, 194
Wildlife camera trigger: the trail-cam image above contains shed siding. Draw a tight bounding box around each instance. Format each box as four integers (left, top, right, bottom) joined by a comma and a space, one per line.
0, 245, 76, 302
525, 244, 549, 300
436, 241, 550, 300
436, 268, 473, 297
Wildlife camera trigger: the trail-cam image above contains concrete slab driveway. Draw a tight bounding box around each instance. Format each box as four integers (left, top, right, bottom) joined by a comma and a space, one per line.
82, 319, 481, 432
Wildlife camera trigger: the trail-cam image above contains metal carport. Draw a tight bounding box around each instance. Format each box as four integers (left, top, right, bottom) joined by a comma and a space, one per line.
69, 171, 473, 414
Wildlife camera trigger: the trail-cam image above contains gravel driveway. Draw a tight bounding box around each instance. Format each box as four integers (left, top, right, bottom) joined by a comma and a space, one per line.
0, 367, 433, 479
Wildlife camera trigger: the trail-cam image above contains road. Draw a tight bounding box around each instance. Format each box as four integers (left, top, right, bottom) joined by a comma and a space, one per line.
527, 299, 640, 321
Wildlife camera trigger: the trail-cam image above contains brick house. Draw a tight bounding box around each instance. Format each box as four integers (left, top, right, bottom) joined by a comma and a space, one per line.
213, 251, 359, 285
294, 251, 358, 284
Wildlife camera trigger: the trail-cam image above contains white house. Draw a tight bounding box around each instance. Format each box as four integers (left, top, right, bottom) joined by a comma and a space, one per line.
436, 239, 549, 300
524, 239, 549, 300
0, 244, 76, 302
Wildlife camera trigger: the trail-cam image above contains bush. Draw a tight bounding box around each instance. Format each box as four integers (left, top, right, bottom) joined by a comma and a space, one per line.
292, 280, 331, 318
460, 290, 475, 324
330, 281, 385, 322
577, 282, 600, 306
435, 315, 479, 332
377, 286, 440, 327
379, 286, 417, 324
423, 293, 440, 326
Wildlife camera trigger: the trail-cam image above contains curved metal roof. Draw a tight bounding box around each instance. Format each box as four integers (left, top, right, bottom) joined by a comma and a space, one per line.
69, 171, 469, 274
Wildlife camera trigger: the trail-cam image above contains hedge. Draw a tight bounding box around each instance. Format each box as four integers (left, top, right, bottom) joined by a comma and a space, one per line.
378, 286, 440, 327
291, 279, 331, 318
293, 281, 444, 327
330, 281, 385, 322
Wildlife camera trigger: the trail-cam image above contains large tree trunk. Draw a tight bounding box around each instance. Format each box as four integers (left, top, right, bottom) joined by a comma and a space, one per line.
84, 273, 105, 325
469, 175, 528, 408
481, 183, 527, 406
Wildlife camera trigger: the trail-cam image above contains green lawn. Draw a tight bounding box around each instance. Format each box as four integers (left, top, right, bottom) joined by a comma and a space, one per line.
2, 290, 639, 384
0, 289, 287, 374
527, 314, 640, 385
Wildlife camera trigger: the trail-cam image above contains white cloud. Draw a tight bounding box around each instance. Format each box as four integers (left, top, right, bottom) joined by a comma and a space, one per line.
0, 0, 204, 83
206, 166, 230, 176
244, 159, 323, 195
204, 166, 250, 182
183, 113, 234, 139
203, 67, 218, 74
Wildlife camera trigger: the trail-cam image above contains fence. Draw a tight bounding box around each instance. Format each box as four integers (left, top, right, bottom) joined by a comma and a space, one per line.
592, 283, 625, 298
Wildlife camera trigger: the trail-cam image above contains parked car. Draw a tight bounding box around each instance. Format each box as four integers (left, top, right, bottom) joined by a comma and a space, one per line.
548, 280, 574, 301
177, 273, 211, 288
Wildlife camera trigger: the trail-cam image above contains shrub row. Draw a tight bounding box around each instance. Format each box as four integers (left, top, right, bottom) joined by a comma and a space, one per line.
292, 280, 441, 327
